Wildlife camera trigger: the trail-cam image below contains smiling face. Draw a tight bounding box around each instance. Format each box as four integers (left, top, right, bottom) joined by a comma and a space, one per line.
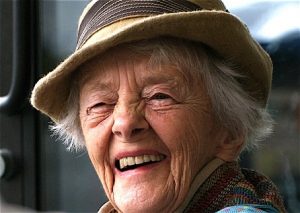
79, 47, 229, 212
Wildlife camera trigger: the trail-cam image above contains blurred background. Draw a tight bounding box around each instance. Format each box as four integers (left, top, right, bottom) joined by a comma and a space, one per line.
0, 0, 299, 212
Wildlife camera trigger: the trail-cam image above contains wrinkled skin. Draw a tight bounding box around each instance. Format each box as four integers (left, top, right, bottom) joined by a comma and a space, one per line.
79, 48, 235, 212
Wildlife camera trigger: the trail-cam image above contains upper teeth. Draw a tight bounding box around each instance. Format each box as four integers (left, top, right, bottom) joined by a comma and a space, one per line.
119, 154, 164, 170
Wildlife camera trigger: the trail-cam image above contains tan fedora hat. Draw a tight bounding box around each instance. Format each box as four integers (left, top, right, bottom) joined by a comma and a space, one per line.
31, 0, 272, 122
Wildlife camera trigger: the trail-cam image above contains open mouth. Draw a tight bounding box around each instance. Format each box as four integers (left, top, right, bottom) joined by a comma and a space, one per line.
115, 154, 166, 172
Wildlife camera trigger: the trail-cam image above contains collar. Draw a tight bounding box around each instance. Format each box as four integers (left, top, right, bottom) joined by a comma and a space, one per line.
175, 158, 225, 212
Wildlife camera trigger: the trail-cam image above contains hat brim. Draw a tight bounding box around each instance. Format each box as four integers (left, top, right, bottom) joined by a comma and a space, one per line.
31, 10, 272, 122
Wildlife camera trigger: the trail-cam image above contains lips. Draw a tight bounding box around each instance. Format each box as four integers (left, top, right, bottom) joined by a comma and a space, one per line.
116, 154, 165, 172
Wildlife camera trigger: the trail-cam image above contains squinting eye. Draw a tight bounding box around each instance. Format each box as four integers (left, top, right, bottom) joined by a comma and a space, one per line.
146, 92, 176, 108
151, 93, 171, 100
86, 102, 113, 115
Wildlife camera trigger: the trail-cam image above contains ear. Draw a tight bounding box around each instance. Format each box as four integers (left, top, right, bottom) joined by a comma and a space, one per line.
215, 133, 244, 162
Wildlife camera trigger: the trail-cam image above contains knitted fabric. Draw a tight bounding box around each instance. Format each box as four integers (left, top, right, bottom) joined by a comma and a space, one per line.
184, 162, 286, 213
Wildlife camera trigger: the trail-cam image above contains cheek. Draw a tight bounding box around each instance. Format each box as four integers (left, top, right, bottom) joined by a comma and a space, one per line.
82, 115, 113, 153
81, 117, 115, 195
83, 126, 108, 165
146, 108, 216, 177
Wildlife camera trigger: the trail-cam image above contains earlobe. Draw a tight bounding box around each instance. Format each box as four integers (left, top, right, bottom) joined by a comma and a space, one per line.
215, 135, 245, 162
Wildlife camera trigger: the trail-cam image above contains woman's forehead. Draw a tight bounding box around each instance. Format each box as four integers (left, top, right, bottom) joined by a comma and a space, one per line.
79, 64, 187, 95
78, 48, 192, 89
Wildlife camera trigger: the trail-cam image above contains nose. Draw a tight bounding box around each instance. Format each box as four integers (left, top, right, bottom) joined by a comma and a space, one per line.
112, 102, 149, 140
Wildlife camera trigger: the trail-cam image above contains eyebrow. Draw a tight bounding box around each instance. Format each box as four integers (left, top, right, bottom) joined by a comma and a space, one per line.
141, 74, 181, 87
83, 80, 116, 93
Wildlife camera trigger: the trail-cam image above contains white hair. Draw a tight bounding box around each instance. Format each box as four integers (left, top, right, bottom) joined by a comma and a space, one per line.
51, 37, 273, 152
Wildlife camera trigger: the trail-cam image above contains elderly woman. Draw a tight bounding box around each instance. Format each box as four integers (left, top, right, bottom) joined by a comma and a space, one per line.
31, 0, 286, 212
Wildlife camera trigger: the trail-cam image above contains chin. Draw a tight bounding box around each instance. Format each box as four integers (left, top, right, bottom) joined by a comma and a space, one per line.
113, 188, 174, 213
111, 165, 177, 212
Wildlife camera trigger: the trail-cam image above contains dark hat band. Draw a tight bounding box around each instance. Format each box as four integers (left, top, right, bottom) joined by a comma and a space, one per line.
76, 0, 202, 49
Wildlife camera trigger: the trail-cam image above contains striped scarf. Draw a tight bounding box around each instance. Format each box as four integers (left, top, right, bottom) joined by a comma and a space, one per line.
184, 162, 287, 212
